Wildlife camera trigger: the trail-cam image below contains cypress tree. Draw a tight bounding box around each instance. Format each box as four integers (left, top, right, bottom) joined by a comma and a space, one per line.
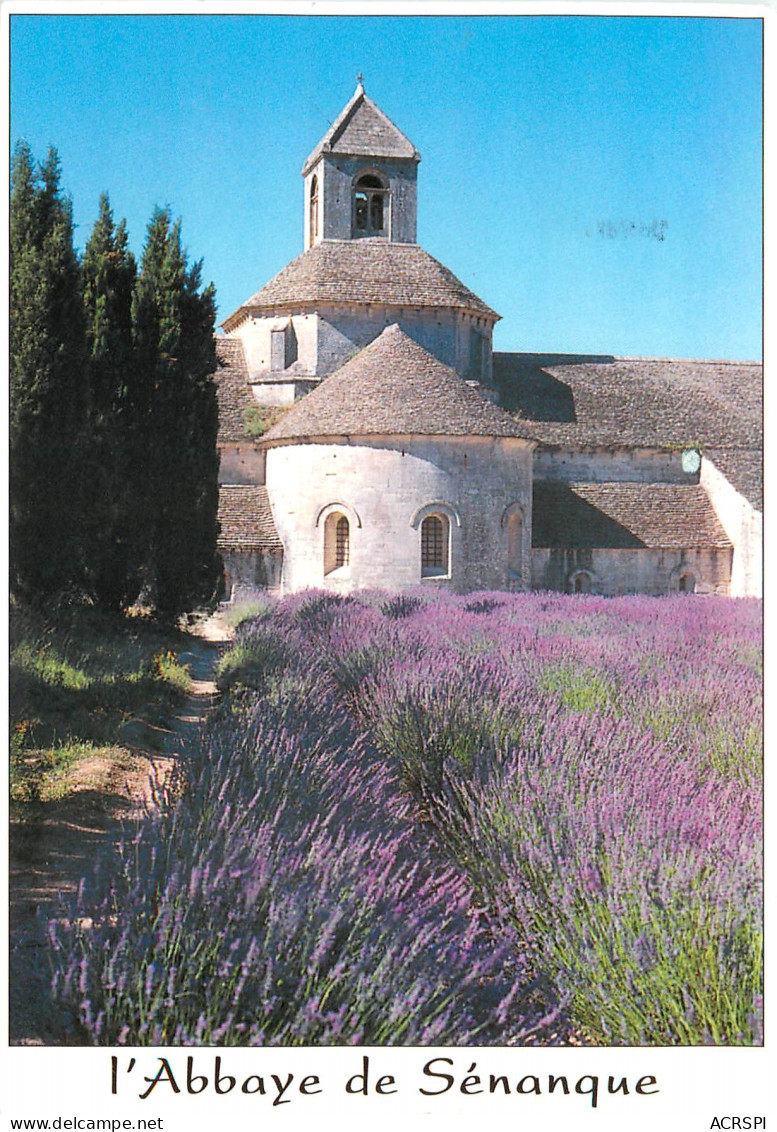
10, 143, 88, 600
11, 145, 220, 616
131, 208, 221, 617
81, 193, 139, 609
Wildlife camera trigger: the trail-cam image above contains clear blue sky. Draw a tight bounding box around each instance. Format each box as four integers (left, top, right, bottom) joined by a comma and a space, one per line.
10, 12, 763, 360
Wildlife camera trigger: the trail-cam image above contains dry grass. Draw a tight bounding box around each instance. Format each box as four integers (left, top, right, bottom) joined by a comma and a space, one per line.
10, 603, 193, 811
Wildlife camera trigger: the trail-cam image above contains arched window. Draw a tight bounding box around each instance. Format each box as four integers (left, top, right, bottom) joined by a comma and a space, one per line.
506, 511, 522, 578
421, 514, 450, 578
324, 512, 350, 575
352, 172, 388, 237
678, 571, 695, 593
569, 570, 593, 594
309, 175, 319, 243
335, 516, 349, 567
354, 190, 368, 231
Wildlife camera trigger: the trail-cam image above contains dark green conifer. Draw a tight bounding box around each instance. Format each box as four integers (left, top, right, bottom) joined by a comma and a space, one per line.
10, 143, 88, 600
132, 208, 221, 617
11, 145, 220, 616
82, 193, 139, 608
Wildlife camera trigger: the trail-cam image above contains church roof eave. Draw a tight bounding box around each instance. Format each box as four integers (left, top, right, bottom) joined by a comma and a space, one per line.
220, 309, 251, 334
258, 431, 535, 450
220, 297, 500, 335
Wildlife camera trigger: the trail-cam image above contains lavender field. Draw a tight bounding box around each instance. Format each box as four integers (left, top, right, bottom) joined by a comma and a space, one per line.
52, 591, 763, 1046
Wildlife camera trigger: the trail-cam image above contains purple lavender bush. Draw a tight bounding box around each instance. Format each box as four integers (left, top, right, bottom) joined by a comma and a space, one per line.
356, 592, 762, 1044
50, 590, 762, 1045
50, 600, 560, 1045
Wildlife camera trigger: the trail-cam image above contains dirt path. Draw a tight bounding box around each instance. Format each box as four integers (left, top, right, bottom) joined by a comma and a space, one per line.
8, 611, 233, 1045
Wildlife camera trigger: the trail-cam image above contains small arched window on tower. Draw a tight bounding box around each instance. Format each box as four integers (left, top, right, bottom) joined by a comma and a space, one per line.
309, 175, 319, 243
324, 512, 350, 575
421, 514, 450, 578
352, 172, 388, 238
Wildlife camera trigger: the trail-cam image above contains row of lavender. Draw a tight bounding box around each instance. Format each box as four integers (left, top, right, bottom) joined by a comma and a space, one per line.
51, 590, 762, 1044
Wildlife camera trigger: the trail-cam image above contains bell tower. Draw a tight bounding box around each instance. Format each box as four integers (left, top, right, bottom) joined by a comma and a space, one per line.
302, 79, 421, 249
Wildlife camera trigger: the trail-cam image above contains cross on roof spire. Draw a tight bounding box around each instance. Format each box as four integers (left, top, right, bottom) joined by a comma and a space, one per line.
356, 72, 365, 89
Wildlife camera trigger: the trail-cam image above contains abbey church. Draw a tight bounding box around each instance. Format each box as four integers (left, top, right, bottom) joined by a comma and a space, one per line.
214, 82, 762, 599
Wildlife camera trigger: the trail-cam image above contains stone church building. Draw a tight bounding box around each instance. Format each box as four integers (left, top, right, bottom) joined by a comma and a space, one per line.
214, 82, 762, 599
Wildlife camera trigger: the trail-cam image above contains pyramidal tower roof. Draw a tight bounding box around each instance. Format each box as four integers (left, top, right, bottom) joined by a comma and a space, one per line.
302, 80, 421, 175
262, 325, 532, 443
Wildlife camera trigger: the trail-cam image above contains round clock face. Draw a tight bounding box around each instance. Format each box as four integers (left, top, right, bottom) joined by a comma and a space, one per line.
681, 448, 701, 474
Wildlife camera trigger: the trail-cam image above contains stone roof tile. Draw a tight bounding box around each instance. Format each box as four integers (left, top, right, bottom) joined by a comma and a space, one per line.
214, 337, 255, 443
495, 353, 762, 451
302, 84, 419, 174
222, 239, 498, 328
263, 324, 532, 443
217, 485, 282, 550
532, 482, 732, 549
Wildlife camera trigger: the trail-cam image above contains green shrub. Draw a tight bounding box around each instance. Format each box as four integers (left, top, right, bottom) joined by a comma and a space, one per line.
216, 635, 288, 692
225, 598, 275, 628
10, 742, 129, 803
9, 605, 193, 805
147, 650, 193, 696
540, 665, 619, 713
243, 405, 289, 438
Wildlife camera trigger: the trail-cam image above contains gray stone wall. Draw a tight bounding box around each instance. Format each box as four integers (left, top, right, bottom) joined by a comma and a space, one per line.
316, 306, 493, 381
534, 446, 696, 484
248, 382, 298, 408
221, 548, 283, 599
266, 434, 533, 594
305, 155, 418, 247
234, 313, 318, 381
218, 443, 266, 486
531, 546, 732, 595
235, 306, 494, 387
700, 456, 762, 597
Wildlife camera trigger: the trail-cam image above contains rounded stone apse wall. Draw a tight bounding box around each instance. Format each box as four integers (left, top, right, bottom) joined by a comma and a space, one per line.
265, 434, 532, 594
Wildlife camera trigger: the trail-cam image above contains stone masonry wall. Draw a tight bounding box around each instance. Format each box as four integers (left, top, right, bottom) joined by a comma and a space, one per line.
531, 546, 732, 595
221, 548, 283, 600
533, 446, 697, 484
235, 306, 494, 387
316, 306, 492, 380
305, 155, 418, 247
266, 434, 533, 594
218, 443, 266, 486
234, 313, 318, 381
700, 456, 762, 597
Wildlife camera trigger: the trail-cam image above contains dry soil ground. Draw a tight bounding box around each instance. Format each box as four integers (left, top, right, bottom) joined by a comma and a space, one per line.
8, 612, 233, 1045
